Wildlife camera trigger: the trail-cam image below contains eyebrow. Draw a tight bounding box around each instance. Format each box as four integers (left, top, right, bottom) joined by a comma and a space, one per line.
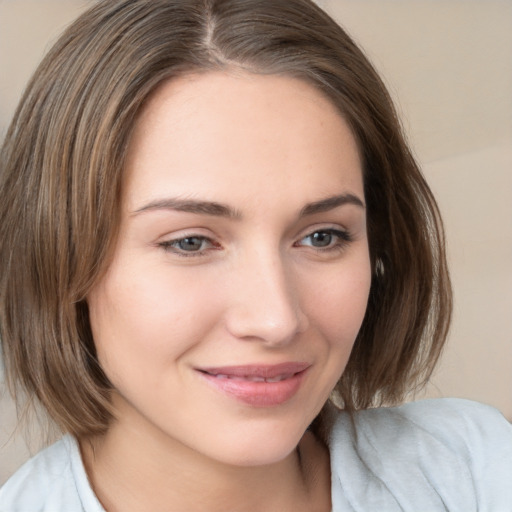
298, 193, 365, 217
131, 193, 364, 219
132, 198, 242, 219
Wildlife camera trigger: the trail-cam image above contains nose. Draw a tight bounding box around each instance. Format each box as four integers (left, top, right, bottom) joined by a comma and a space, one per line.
224, 249, 309, 346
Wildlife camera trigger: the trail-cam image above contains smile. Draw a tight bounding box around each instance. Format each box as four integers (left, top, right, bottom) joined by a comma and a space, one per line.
196, 362, 310, 407
208, 373, 294, 383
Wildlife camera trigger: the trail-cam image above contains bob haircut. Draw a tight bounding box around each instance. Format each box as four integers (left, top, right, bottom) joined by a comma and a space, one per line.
0, 0, 451, 438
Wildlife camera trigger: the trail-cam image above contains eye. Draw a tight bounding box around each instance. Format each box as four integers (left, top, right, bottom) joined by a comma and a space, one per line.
296, 228, 351, 251
158, 235, 219, 256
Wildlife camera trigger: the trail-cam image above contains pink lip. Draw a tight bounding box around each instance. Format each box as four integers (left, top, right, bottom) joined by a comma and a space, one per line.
196, 362, 310, 407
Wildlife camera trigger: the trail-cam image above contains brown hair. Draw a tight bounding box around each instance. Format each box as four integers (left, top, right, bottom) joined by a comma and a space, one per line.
0, 0, 451, 437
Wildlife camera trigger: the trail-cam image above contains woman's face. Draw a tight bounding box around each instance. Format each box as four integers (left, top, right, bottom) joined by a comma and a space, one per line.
87, 71, 371, 466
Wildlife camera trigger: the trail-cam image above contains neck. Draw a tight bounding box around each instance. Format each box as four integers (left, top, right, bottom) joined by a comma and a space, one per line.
80, 413, 331, 512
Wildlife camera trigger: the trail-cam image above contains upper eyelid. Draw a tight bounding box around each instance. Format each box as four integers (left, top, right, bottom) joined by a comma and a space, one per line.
296, 228, 351, 244
158, 235, 219, 258
158, 232, 349, 258
156, 228, 214, 243
159, 234, 215, 246
155, 219, 355, 244
296, 224, 350, 239
157, 225, 350, 243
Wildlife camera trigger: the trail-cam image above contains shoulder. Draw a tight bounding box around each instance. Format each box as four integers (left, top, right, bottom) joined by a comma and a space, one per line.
332, 397, 512, 451
329, 398, 512, 511
0, 435, 104, 512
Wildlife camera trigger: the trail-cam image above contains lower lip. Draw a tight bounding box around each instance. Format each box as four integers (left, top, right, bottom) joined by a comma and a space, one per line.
198, 370, 308, 407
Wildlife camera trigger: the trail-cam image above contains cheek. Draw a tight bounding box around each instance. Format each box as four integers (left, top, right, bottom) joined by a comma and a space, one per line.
302, 258, 371, 345
87, 264, 221, 381
293, 257, 371, 411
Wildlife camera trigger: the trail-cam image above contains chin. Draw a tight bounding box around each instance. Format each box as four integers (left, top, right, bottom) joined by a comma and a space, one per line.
202, 419, 309, 468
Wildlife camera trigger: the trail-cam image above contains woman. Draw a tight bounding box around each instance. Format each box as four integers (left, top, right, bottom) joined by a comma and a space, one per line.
1, 0, 511, 510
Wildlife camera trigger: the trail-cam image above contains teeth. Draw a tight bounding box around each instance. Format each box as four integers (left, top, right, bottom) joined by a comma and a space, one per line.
247, 376, 266, 382
266, 375, 285, 383
210, 373, 291, 382
267, 373, 293, 382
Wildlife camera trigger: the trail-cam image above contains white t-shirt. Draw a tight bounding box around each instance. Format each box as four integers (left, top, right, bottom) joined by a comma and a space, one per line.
1, 399, 512, 511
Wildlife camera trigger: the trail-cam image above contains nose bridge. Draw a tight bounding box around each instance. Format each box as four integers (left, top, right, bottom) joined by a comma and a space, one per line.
225, 245, 307, 345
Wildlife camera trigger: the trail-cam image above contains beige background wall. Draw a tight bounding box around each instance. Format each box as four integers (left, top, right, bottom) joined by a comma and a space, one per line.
318, 0, 512, 418
1, 0, 511, 485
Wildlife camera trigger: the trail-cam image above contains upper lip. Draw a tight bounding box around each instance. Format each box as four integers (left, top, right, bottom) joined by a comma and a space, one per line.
197, 362, 310, 379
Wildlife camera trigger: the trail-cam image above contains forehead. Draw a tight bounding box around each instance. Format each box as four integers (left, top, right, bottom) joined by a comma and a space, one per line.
123, 71, 363, 212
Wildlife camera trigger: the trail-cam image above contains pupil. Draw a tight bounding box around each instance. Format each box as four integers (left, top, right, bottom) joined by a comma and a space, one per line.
179, 237, 202, 251
312, 232, 332, 247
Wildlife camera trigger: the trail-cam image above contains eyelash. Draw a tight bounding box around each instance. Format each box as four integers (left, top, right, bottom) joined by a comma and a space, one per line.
295, 228, 352, 252
158, 228, 352, 258
158, 236, 220, 257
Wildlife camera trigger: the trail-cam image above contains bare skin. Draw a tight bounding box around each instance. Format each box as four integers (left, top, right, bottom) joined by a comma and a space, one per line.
82, 413, 331, 512
83, 71, 370, 512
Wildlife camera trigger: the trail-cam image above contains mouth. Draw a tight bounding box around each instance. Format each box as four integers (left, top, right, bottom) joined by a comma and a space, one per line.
204, 373, 295, 383
195, 362, 310, 407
